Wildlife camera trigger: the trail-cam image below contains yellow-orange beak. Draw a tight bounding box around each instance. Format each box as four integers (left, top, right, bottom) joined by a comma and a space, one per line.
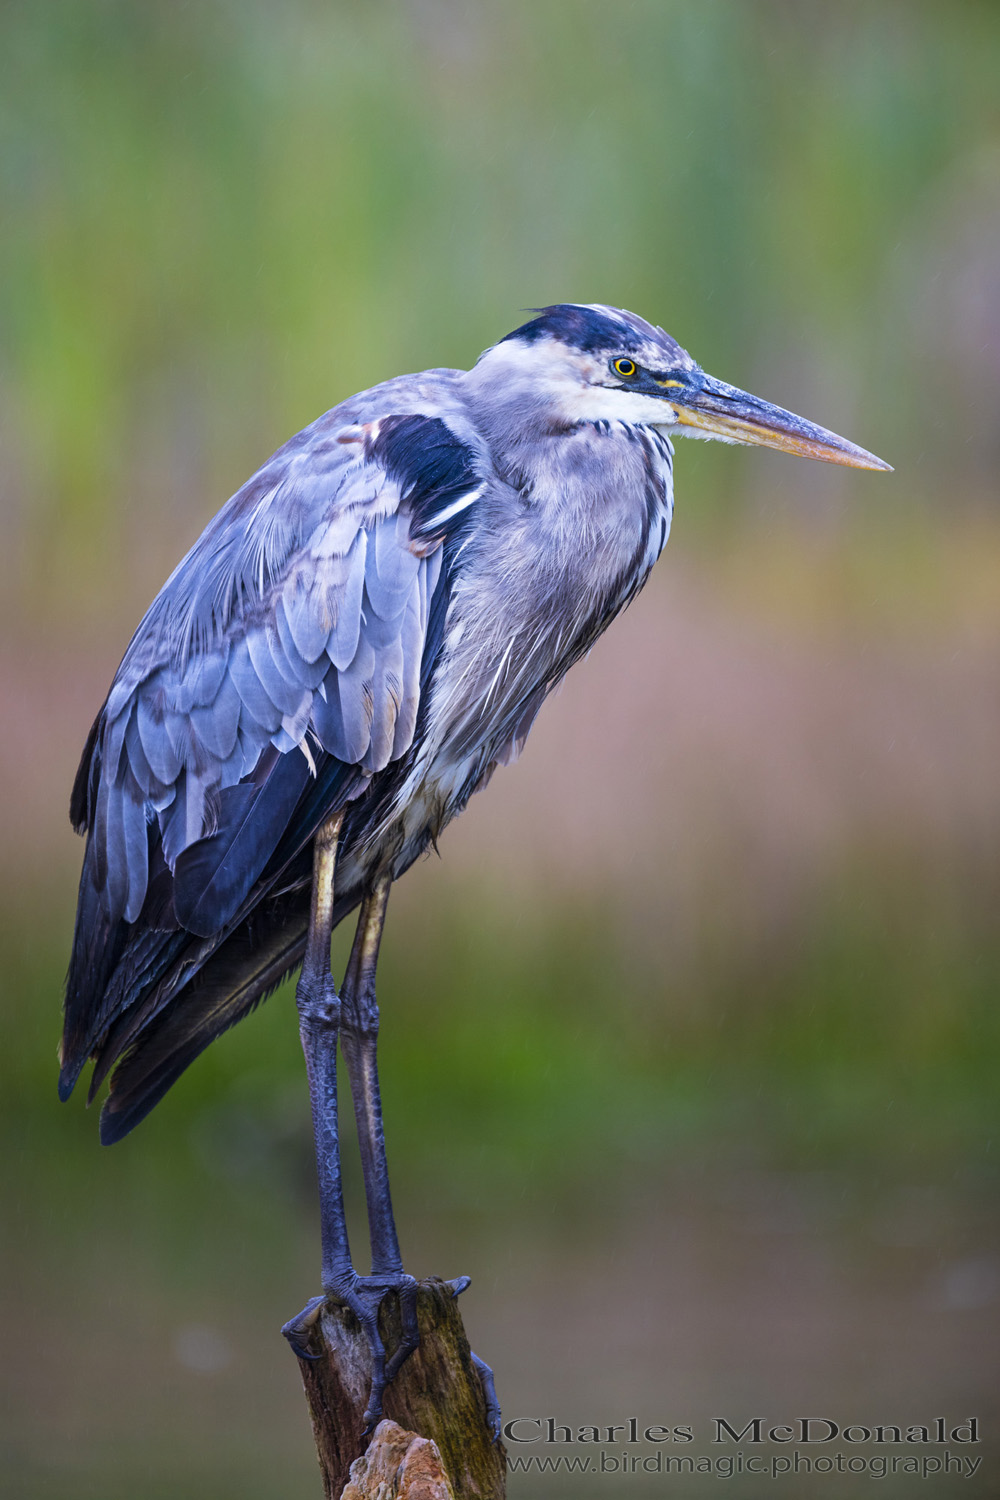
669, 372, 892, 471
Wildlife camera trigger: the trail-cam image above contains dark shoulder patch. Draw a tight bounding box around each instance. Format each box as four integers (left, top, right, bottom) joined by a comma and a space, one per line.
368, 415, 481, 545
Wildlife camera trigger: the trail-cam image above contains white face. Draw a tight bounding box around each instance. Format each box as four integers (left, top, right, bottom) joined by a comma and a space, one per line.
475, 336, 684, 429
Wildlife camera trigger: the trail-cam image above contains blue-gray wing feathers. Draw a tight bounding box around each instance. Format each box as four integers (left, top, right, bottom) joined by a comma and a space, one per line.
78, 416, 473, 929
62, 402, 482, 1107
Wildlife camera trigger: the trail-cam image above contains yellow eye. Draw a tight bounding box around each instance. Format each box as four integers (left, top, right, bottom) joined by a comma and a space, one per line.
612, 358, 637, 379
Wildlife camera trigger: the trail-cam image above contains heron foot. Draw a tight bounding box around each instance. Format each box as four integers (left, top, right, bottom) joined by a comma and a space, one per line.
283, 1270, 420, 1431
282, 1274, 501, 1439
280, 1293, 328, 1361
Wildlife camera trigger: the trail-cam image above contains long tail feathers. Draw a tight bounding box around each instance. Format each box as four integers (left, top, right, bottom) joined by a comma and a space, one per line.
97, 909, 309, 1144
62, 746, 364, 1135
96, 875, 365, 1143
59, 842, 127, 1101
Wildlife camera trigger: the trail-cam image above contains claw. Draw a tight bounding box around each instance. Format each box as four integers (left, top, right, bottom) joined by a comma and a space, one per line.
446, 1274, 472, 1298
281, 1294, 326, 1361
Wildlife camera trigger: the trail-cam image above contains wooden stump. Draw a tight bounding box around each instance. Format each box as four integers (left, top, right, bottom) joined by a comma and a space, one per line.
291, 1277, 506, 1499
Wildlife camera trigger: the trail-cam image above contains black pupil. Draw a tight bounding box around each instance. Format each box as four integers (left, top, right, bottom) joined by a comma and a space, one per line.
619, 360, 634, 375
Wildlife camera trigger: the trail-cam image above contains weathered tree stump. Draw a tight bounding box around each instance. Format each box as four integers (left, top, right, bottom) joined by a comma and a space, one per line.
291, 1277, 506, 1499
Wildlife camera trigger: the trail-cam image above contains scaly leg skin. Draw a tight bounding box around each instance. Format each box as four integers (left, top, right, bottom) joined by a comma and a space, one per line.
282, 847, 500, 1436
337, 875, 419, 1406
337, 879, 500, 1434
280, 816, 399, 1426
279, 844, 423, 1429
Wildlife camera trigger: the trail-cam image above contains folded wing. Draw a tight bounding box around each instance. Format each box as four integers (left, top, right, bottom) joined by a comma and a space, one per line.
62, 407, 483, 1103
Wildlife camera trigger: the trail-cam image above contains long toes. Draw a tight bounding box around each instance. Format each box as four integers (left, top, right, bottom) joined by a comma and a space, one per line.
383, 1330, 420, 1384
281, 1294, 326, 1361
471, 1350, 502, 1443
336, 1287, 389, 1433
382, 1276, 420, 1384
361, 1370, 388, 1435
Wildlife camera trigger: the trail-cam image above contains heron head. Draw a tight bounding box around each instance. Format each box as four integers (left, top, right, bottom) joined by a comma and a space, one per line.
481, 303, 890, 471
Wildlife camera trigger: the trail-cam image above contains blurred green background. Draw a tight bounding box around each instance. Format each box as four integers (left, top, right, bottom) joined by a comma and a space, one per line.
2, 2, 999, 1496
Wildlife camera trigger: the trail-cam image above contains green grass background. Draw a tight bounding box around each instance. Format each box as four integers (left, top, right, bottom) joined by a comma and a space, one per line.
2, 3, 999, 1495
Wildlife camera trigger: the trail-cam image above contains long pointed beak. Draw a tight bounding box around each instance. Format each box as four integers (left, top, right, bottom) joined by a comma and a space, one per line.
670, 372, 892, 471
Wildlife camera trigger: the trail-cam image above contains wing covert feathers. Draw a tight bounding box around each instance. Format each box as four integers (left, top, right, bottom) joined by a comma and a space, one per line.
62, 402, 482, 1132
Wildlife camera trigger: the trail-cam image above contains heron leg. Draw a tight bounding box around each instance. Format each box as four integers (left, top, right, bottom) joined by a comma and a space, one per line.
282, 815, 357, 1344
297, 815, 353, 1283
338, 879, 501, 1438
282, 838, 500, 1437
338, 877, 420, 1385
340, 877, 404, 1273
280, 846, 411, 1429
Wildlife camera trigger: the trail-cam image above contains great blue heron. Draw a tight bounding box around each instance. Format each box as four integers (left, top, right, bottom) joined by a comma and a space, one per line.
61, 304, 889, 1433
